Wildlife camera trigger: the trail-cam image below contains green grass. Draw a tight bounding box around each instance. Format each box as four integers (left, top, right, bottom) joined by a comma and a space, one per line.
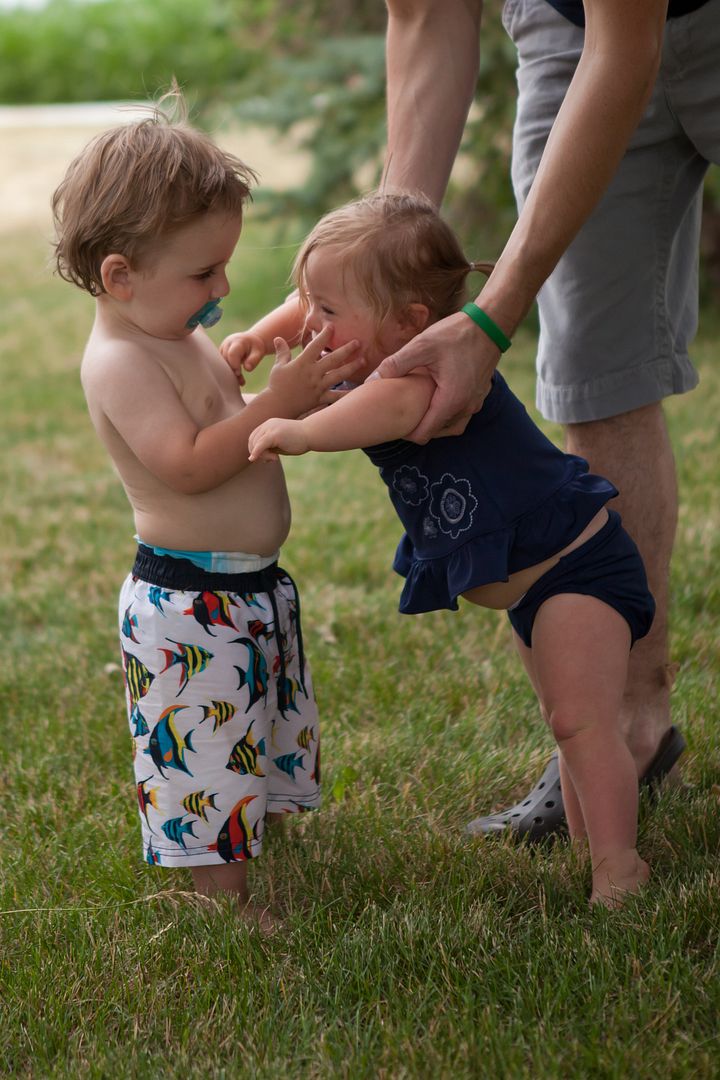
1, 218, 719, 1080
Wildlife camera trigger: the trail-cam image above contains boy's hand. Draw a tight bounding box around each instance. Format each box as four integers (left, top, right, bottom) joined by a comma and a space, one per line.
248, 419, 308, 462
267, 326, 361, 416
220, 331, 267, 383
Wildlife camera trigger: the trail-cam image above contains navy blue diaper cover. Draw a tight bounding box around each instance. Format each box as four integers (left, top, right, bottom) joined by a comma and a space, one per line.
363, 371, 618, 615
506, 510, 655, 648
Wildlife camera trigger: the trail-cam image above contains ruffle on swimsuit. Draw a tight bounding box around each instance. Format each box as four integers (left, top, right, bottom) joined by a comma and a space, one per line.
362, 370, 617, 616
392, 468, 615, 613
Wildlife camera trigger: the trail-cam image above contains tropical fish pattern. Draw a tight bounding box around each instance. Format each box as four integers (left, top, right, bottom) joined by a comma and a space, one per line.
210, 795, 258, 862
119, 568, 320, 868
248, 618, 273, 644
278, 674, 304, 717
273, 751, 305, 780
145, 840, 161, 865
145, 705, 195, 777
130, 704, 149, 737
160, 639, 214, 695
296, 725, 314, 751
137, 777, 159, 825
226, 718, 266, 777
199, 699, 236, 732
182, 789, 219, 822
161, 814, 197, 849
122, 648, 155, 707
121, 606, 140, 643
233, 637, 269, 711
147, 586, 173, 615
184, 591, 239, 635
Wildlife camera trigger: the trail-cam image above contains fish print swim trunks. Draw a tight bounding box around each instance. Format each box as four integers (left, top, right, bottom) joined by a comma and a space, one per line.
119, 547, 320, 867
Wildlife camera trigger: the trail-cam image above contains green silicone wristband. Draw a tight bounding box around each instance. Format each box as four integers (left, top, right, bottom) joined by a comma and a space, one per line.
461, 302, 512, 353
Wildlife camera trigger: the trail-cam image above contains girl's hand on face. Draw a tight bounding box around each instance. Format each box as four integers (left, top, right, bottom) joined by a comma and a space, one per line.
219, 331, 268, 383
267, 327, 362, 416
248, 418, 309, 462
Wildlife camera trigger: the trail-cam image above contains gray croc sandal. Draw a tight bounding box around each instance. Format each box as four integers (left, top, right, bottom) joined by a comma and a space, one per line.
640, 724, 686, 794
465, 753, 565, 842
465, 725, 686, 842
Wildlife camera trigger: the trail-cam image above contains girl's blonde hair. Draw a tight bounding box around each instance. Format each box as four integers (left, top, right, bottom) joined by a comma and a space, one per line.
52, 88, 257, 296
292, 191, 492, 324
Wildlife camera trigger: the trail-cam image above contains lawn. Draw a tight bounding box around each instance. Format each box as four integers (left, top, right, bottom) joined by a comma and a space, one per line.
1, 210, 719, 1078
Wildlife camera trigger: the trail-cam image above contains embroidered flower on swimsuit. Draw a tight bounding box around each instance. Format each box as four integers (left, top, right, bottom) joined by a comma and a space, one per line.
422, 515, 439, 540
391, 464, 429, 506
429, 473, 478, 540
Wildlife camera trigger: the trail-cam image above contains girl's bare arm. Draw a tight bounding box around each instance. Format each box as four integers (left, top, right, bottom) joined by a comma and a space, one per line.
249, 373, 434, 461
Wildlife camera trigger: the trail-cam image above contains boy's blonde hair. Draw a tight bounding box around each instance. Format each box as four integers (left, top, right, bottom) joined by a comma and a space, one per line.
292, 191, 491, 325
52, 92, 256, 296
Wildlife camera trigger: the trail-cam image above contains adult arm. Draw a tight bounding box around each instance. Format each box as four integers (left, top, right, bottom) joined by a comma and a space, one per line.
379, 0, 667, 441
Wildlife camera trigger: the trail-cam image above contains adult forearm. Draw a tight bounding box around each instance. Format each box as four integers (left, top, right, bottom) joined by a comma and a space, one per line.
475, 0, 666, 337
383, 0, 483, 205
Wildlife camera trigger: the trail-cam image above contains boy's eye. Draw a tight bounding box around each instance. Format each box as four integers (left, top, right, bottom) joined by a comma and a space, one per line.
194, 270, 214, 281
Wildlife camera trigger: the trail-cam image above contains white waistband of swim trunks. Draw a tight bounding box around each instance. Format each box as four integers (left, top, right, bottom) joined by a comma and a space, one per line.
136, 536, 279, 574
205, 549, 280, 574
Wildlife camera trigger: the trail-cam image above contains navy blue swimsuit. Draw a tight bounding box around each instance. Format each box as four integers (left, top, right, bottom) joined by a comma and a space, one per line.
362, 372, 616, 615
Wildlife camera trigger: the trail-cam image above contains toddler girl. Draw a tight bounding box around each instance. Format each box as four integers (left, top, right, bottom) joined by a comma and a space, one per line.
226, 192, 655, 908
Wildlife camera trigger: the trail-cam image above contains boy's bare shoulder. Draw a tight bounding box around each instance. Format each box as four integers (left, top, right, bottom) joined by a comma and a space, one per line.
81, 329, 165, 401
83, 329, 138, 372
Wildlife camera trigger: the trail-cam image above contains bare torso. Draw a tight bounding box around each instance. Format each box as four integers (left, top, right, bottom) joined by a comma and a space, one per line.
83, 313, 290, 555
462, 508, 609, 610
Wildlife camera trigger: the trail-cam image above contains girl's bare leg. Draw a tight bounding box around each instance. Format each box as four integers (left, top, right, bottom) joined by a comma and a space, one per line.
512, 629, 586, 842
517, 596, 649, 906
557, 752, 586, 845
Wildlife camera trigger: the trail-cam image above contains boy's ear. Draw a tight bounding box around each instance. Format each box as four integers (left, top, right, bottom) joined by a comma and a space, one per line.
400, 302, 430, 338
100, 254, 133, 300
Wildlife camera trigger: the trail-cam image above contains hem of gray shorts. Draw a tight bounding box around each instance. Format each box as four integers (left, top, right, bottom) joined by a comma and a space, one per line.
536, 353, 699, 423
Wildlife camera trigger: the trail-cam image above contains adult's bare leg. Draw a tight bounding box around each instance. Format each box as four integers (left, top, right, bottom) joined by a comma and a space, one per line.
565, 400, 678, 775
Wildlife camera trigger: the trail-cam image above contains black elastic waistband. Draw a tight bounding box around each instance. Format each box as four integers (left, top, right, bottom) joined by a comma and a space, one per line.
132, 544, 281, 593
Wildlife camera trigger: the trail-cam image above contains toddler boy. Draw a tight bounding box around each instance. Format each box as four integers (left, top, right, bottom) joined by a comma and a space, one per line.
52, 94, 359, 926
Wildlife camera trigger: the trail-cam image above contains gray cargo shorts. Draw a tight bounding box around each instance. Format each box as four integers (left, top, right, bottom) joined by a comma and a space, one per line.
503, 0, 720, 423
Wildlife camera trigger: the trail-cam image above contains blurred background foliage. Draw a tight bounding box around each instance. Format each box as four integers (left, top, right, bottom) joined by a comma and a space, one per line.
1, 0, 718, 297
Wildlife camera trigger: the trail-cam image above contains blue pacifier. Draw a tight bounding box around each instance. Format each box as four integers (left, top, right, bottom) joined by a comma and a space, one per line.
186, 298, 223, 329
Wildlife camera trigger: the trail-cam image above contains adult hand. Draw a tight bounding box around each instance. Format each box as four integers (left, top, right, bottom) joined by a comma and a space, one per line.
368, 310, 499, 443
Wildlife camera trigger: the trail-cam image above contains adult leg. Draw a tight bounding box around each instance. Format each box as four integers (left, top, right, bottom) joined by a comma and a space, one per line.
565, 403, 677, 773
469, 0, 704, 838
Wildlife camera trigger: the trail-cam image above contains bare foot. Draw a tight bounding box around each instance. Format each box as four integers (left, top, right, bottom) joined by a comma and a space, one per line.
590, 850, 650, 909
239, 900, 279, 936
265, 811, 287, 834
